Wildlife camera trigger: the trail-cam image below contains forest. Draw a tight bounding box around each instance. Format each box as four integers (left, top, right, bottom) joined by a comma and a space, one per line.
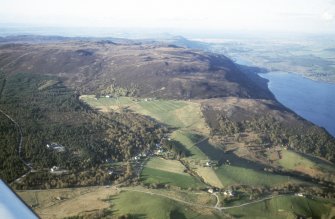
0, 72, 165, 184
215, 114, 335, 162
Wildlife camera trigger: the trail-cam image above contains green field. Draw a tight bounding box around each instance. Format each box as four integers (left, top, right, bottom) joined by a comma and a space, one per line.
278, 150, 335, 174
226, 196, 335, 219
110, 190, 335, 219
144, 157, 187, 174
215, 165, 302, 186
141, 158, 205, 189
110, 190, 219, 219
79, 95, 133, 112
171, 130, 208, 160
80, 96, 209, 133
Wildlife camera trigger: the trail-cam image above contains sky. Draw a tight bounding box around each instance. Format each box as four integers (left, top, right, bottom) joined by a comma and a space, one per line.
0, 0, 335, 34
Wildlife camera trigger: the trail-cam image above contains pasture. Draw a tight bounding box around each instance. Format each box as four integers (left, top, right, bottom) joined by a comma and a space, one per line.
80, 96, 209, 133
141, 158, 205, 189
277, 150, 335, 177
171, 130, 208, 160
226, 196, 335, 219
215, 165, 302, 187
110, 190, 218, 219
144, 157, 187, 174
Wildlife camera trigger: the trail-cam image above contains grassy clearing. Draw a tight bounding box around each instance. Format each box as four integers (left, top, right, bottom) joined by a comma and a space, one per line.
215, 165, 302, 187
145, 157, 188, 175
80, 96, 209, 133
110, 190, 218, 219
226, 196, 335, 219
80, 95, 133, 112
141, 158, 205, 189
277, 150, 335, 176
134, 99, 208, 132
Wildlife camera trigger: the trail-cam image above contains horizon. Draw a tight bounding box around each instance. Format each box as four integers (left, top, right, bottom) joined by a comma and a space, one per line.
1, 0, 335, 35
1, 25, 335, 40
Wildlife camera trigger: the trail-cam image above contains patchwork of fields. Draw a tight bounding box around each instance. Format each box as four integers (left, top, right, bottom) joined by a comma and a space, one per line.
18, 186, 335, 219
81, 96, 322, 189
77, 95, 335, 218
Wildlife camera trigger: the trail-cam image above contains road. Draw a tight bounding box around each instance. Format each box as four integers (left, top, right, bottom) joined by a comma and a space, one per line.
119, 187, 284, 211
217, 195, 284, 210
0, 108, 32, 182
120, 187, 216, 209
212, 192, 220, 208
0, 74, 32, 182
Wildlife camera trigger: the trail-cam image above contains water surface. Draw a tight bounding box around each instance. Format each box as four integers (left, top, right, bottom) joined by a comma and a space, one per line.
259, 71, 335, 137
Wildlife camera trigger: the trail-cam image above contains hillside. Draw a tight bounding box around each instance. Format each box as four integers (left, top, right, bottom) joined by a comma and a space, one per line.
201, 98, 335, 164
0, 40, 273, 100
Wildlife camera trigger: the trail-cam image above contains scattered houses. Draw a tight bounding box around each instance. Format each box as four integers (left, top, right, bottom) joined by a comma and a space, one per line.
208, 187, 221, 194
143, 98, 155, 102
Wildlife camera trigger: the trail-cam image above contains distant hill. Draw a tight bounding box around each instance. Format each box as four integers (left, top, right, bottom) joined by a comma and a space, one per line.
0, 37, 273, 100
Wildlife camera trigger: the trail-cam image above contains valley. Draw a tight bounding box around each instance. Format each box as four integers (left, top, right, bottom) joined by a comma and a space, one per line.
0, 36, 334, 218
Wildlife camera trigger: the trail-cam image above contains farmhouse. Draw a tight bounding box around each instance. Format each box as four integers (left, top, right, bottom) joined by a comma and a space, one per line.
50, 166, 59, 172
295, 193, 304, 197
204, 160, 219, 167
154, 149, 163, 155
46, 143, 65, 152
223, 189, 234, 197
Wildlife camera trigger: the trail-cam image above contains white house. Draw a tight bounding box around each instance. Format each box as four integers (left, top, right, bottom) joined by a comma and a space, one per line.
50, 166, 59, 172
223, 189, 234, 197
295, 193, 304, 197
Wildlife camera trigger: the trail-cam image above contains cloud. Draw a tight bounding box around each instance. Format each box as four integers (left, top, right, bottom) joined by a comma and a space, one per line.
322, 11, 334, 21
